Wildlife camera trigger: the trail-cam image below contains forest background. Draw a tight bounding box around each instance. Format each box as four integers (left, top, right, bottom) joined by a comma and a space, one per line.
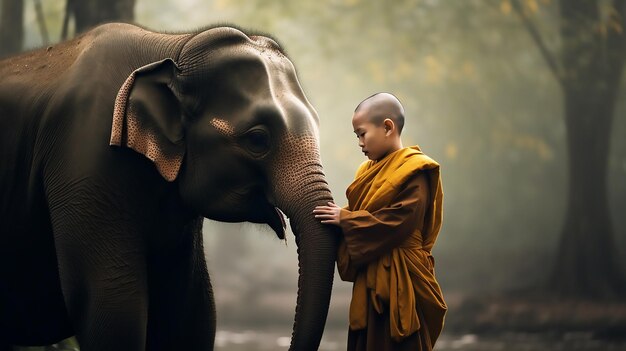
2, 0, 626, 349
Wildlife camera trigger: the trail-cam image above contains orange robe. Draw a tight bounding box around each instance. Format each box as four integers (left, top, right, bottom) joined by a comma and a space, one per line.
337, 146, 447, 351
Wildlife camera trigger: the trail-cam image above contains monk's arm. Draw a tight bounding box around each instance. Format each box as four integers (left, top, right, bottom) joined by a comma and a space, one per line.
339, 171, 430, 266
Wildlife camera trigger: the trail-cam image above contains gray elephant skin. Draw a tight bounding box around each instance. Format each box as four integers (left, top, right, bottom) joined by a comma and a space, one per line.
0, 23, 339, 351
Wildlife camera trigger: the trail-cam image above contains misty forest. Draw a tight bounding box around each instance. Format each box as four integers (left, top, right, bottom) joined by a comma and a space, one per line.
1, 0, 626, 350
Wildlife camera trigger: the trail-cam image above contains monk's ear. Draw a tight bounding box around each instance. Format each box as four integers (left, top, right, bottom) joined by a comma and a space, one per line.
383, 118, 395, 136
110, 59, 185, 182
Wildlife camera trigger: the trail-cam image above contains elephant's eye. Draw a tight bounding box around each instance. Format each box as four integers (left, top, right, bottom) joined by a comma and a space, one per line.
243, 127, 271, 156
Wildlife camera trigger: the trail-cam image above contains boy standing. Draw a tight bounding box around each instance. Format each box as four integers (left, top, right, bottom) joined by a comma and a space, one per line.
313, 93, 447, 351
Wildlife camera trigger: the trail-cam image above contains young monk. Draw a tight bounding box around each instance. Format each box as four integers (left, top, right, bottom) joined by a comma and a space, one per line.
313, 92, 447, 351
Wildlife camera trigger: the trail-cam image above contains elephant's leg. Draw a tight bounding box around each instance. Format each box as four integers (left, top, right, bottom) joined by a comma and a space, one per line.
47, 188, 151, 351
146, 218, 216, 351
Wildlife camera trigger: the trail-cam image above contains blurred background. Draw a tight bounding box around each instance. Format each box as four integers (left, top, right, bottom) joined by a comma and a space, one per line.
2, 0, 626, 350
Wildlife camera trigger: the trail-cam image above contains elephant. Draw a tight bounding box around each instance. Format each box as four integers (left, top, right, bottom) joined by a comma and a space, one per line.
0, 23, 339, 351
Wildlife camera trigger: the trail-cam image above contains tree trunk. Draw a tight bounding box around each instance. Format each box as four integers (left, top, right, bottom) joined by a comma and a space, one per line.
0, 0, 24, 58
550, 0, 626, 299
552, 83, 626, 298
70, 0, 136, 35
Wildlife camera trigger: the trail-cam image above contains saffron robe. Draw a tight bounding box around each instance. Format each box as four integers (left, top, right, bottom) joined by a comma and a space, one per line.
337, 146, 447, 351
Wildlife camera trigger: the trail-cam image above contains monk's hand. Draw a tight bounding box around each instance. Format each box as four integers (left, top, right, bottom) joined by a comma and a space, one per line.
313, 202, 341, 226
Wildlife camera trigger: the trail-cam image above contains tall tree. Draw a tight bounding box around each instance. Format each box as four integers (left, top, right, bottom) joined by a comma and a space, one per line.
513, 0, 626, 298
63, 0, 135, 39
0, 0, 24, 58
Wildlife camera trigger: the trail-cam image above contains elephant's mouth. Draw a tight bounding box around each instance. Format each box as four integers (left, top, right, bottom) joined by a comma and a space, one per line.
229, 185, 286, 239
268, 206, 287, 240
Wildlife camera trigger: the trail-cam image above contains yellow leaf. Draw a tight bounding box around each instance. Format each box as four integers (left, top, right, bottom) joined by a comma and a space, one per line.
423, 55, 442, 84
500, 0, 512, 15
492, 129, 553, 161
537, 141, 553, 161
214, 0, 230, 10
446, 142, 458, 160
610, 20, 623, 34
525, 0, 539, 14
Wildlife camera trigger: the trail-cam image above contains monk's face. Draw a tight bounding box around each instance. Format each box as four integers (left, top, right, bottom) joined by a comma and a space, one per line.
352, 111, 393, 161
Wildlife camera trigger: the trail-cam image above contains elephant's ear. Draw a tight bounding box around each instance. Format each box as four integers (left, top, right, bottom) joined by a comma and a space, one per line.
110, 59, 185, 182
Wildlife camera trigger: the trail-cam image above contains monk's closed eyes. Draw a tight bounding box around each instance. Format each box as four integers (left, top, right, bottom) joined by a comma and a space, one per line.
313, 92, 447, 351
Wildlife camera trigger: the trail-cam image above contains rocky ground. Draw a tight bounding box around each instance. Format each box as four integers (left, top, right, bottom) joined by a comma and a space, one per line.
13, 292, 626, 350
445, 293, 626, 337
437, 292, 626, 350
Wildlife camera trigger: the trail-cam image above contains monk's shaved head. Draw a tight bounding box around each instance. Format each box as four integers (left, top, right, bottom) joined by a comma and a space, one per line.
354, 92, 405, 134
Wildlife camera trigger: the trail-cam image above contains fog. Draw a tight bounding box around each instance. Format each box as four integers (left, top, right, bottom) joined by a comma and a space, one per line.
13, 0, 626, 349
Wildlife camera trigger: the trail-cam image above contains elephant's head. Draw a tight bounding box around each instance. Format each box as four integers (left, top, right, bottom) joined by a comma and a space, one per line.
110, 27, 338, 350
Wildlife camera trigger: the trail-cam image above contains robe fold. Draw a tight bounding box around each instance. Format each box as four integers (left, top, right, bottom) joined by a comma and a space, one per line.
337, 146, 447, 351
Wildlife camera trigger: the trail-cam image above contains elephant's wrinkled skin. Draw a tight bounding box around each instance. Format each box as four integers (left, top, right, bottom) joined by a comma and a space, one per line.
0, 23, 338, 351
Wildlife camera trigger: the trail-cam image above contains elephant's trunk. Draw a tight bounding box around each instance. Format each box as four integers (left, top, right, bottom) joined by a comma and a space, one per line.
271, 135, 340, 351
287, 184, 339, 350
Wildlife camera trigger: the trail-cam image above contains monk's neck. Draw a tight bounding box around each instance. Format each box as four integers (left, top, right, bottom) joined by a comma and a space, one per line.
375, 141, 404, 162
393, 140, 404, 152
